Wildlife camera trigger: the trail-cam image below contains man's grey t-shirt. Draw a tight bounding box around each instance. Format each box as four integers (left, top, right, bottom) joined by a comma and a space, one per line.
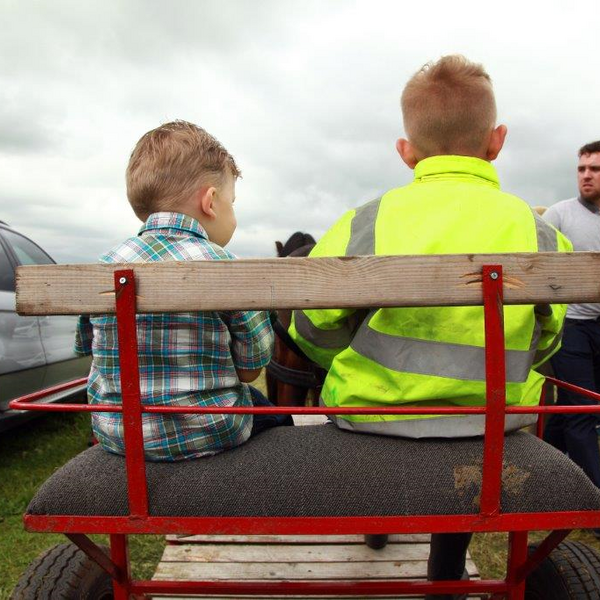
543, 197, 600, 319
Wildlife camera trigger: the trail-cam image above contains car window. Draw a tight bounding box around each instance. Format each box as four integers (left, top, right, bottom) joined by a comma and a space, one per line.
0, 241, 15, 291
2, 230, 54, 266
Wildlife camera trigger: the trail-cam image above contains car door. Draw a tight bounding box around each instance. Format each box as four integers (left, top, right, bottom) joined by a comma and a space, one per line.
0, 235, 46, 412
0, 229, 90, 390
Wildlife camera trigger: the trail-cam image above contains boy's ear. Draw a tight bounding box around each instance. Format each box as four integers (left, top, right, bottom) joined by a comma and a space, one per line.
485, 124, 508, 161
396, 138, 419, 169
198, 186, 217, 219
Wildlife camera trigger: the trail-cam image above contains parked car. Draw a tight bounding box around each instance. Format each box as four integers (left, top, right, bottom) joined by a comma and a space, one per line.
0, 221, 91, 432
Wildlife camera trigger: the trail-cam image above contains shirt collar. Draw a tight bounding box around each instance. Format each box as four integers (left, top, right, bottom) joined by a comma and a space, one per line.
577, 196, 600, 214
413, 155, 500, 188
139, 212, 209, 239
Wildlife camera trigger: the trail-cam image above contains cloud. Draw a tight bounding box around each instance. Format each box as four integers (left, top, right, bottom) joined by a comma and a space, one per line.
0, 109, 54, 153
1, 0, 599, 264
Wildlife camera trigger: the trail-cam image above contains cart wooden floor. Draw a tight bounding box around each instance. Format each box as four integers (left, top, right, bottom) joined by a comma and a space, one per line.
152, 416, 480, 599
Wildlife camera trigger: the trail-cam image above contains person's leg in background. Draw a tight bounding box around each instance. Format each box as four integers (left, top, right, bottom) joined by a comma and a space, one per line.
425, 532, 473, 600
544, 320, 600, 488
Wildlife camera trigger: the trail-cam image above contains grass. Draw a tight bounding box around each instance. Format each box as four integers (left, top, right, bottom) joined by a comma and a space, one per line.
470, 529, 600, 580
0, 412, 164, 599
2, 383, 600, 597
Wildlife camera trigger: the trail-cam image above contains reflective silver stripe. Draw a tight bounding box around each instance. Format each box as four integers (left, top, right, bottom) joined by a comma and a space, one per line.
346, 197, 381, 256
531, 210, 558, 252
351, 316, 536, 383
294, 310, 351, 349
529, 213, 561, 364
533, 323, 564, 365
530, 317, 542, 362
330, 412, 537, 438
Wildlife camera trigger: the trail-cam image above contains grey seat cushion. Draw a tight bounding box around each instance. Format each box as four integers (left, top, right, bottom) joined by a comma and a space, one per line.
27, 425, 600, 518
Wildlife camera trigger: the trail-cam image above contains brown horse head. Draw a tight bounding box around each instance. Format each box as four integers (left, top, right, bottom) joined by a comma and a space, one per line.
275, 232, 317, 257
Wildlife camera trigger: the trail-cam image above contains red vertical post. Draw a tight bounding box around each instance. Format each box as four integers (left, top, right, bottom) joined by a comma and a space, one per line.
110, 534, 132, 599
480, 265, 506, 517
506, 530, 529, 600
114, 269, 148, 518
535, 385, 546, 438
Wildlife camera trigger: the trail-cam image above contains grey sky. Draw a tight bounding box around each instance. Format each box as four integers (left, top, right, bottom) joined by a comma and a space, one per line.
1, 0, 599, 262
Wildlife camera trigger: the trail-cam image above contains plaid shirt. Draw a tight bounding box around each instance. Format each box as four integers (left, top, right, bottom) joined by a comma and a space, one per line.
76, 212, 274, 461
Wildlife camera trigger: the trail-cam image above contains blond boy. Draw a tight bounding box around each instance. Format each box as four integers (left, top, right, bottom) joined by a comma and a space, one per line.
76, 121, 289, 462
290, 56, 571, 599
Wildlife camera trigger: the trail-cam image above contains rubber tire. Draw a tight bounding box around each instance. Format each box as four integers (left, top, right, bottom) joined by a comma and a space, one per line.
525, 540, 600, 600
11, 542, 113, 599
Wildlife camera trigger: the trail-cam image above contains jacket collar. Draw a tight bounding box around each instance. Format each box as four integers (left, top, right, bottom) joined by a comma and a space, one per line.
414, 155, 500, 187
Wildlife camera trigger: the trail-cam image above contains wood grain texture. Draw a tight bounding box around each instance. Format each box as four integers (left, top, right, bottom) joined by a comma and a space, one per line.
16, 252, 600, 315
153, 558, 478, 581
152, 534, 480, 599
162, 542, 434, 563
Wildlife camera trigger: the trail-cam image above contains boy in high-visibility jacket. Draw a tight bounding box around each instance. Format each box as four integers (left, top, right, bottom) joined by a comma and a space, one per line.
290, 55, 571, 600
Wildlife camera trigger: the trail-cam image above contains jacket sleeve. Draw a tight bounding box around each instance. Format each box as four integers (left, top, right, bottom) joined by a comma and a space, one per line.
288, 210, 357, 370
532, 226, 573, 368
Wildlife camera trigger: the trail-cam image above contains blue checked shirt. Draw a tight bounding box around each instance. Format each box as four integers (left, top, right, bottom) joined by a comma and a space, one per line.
76, 212, 274, 461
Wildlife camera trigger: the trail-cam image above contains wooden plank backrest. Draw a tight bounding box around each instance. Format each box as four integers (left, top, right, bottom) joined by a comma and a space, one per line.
15, 252, 600, 315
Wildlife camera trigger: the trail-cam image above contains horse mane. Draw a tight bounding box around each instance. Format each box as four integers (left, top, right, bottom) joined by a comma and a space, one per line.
276, 232, 317, 257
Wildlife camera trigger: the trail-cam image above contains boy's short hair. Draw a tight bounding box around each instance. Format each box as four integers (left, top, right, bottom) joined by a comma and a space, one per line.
126, 120, 241, 220
401, 55, 497, 157
579, 141, 600, 157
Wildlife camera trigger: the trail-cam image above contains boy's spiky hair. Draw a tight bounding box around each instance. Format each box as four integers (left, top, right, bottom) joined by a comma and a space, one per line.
401, 55, 497, 157
126, 120, 241, 220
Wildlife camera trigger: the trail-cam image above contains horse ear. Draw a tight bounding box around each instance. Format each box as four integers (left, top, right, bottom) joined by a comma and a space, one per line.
275, 241, 284, 256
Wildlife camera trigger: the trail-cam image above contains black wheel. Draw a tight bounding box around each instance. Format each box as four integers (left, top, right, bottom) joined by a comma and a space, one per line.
11, 542, 113, 599
525, 540, 600, 599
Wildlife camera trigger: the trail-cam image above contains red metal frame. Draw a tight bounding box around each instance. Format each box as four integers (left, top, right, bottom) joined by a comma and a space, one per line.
114, 271, 148, 519
10, 265, 600, 599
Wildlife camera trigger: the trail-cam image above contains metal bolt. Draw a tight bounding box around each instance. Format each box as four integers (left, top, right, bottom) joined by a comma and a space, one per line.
490, 272, 499, 280
119, 277, 127, 284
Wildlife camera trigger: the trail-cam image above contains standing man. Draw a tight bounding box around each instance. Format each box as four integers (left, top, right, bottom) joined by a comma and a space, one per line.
543, 141, 600, 493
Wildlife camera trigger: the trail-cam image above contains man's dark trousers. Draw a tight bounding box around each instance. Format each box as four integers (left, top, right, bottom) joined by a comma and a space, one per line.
544, 318, 600, 488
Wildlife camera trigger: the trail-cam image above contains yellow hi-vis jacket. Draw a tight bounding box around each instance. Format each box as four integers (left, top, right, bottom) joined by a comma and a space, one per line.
289, 155, 572, 438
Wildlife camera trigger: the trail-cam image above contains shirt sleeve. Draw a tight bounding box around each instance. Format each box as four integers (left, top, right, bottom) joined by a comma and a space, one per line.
289, 209, 357, 370
221, 310, 274, 370
542, 205, 561, 230
74, 315, 93, 356
209, 244, 273, 369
